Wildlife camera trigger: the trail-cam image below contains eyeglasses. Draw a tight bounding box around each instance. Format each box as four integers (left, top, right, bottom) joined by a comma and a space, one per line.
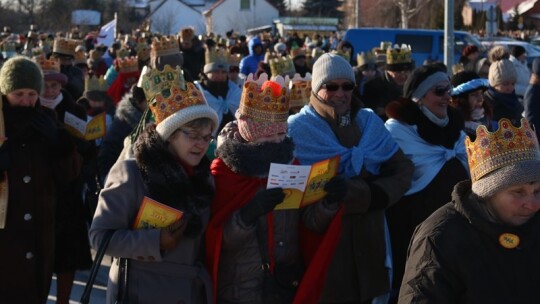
179, 129, 213, 144
321, 82, 355, 92
432, 85, 452, 97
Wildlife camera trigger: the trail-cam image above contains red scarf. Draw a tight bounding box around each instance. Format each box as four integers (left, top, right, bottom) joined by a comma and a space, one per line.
106, 70, 140, 105
205, 158, 274, 302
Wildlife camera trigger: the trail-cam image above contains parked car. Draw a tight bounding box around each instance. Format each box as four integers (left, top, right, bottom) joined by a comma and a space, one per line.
343, 27, 486, 66
479, 38, 540, 67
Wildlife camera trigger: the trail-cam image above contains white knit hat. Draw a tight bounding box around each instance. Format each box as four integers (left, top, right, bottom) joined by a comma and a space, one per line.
311, 53, 355, 93
488, 59, 517, 87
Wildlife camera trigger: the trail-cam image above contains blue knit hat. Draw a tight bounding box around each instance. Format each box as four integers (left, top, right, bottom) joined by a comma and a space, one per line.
311, 53, 355, 93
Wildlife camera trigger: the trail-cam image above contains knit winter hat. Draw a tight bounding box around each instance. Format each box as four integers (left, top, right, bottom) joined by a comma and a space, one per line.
466, 118, 540, 198
488, 59, 517, 87
403, 64, 449, 101
141, 64, 218, 140
0, 56, 43, 95
311, 53, 355, 93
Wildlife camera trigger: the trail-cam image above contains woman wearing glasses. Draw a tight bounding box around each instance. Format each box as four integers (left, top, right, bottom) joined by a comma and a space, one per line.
89, 65, 219, 303
384, 64, 469, 302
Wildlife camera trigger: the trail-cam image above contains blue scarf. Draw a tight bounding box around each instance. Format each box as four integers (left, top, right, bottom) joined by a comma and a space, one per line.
288, 106, 399, 177
385, 118, 469, 195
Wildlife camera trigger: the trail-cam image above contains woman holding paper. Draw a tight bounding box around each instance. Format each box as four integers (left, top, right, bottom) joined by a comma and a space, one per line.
0, 56, 80, 303
206, 74, 339, 304
89, 65, 219, 303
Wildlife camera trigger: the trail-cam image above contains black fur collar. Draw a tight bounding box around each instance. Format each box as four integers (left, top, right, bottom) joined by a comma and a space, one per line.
134, 126, 214, 235
386, 98, 465, 149
216, 136, 295, 177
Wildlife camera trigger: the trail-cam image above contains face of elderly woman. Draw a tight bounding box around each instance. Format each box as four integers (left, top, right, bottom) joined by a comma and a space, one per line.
420, 80, 452, 119
6, 88, 39, 107
167, 124, 213, 167
488, 181, 540, 226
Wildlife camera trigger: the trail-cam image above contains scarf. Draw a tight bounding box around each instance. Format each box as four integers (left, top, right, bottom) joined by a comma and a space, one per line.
40, 93, 63, 110
288, 106, 398, 177
385, 118, 468, 195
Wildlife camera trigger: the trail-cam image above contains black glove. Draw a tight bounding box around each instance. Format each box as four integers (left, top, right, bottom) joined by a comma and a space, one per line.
240, 188, 285, 225
30, 113, 59, 144
324, 175, 349, 204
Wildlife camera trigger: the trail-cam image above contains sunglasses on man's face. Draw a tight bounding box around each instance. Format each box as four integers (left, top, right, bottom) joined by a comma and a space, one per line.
432, 85, 452, 97
322, 82, 355, 92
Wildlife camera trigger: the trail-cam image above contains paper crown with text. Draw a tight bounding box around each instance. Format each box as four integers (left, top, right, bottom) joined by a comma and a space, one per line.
288, 73, 312, 109
386, 44, 413, 71
52, 38, 79, 57
141, 64, 218, 139
466, 118, 540, 183
151, 36, 180, 57
85, 75, 109, 92
239, 73, 289, 122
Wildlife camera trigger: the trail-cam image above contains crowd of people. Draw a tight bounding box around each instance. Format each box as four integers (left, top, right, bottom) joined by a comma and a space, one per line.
0, 22, 539, 304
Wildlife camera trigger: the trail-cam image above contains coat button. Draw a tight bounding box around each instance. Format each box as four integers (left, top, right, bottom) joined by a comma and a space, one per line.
23, 213, 32, 221
292, 280, 299, 287
25, 252, 33, 259
278, 241, 284, 246
23, 176, 31, 183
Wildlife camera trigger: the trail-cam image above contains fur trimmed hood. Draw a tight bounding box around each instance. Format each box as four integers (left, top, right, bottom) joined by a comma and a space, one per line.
134, 125, 214, 235
115, 91, 145, 129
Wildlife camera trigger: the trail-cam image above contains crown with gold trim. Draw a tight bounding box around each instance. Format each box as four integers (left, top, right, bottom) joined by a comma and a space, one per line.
116, 56, 139, 73
52, 38, 79, 57
331, 49, 351, 63
386, 44, 413, 70
117, 48, 130, 59
268, 55, 296, 77
228, 53, 242, 66
205, 47, 229, 66
290, 47, 306, 59
151, 36, 180, 57
141, 64, 207, 125
239, 73, 289, 122
33, 55, 61, 74
288, 73, 311, 109
136, 38, 150, 61
466, 118, 540, 183
357, 51, 377, 69
85, 75, 109, 92
264, 50, 278, 63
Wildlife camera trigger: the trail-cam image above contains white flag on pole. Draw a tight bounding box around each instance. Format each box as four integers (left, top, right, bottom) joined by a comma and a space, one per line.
97, 18, 116, 48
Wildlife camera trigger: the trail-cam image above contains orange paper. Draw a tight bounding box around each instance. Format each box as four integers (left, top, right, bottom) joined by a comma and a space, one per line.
133, 196, 183, 229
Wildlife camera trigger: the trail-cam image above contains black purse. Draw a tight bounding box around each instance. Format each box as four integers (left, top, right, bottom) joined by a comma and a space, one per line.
80, 230, 129, 304
256, 220, 302, 304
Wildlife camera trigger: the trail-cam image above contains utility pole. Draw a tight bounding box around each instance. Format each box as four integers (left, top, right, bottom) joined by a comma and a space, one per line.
444, 0, 454, 73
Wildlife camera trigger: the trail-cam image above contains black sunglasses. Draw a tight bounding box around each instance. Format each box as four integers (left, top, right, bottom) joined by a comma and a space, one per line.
432, 85, 452, 97
322, 82, 355, 92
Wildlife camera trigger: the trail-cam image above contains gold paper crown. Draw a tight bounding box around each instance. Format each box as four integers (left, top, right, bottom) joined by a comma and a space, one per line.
228, 53, 242, 66
290, 47, 306, 59
331, 49, 351, 62
239, 73, 289, 122
141, 64, 206, 124
136, 38, 150, 61
85, 75, 109, 92
117, 56, 139, 73
357, 51, 376, 67
74, 50, 87, 65
264, 50, 278, 63
288, 73, 312, 109
34, 55, 61, 74
53, 38, 78, 56
386, 44, 412, 65
374, 41, 392, 54
466, 118, 540, 182
205, 47, 229, 65
269, 56, 296, 77
117, 48, 130, 59
151, 36, 179, 57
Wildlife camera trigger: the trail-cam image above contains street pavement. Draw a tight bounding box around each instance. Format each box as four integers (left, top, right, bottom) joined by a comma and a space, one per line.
47, 253, 111, 304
